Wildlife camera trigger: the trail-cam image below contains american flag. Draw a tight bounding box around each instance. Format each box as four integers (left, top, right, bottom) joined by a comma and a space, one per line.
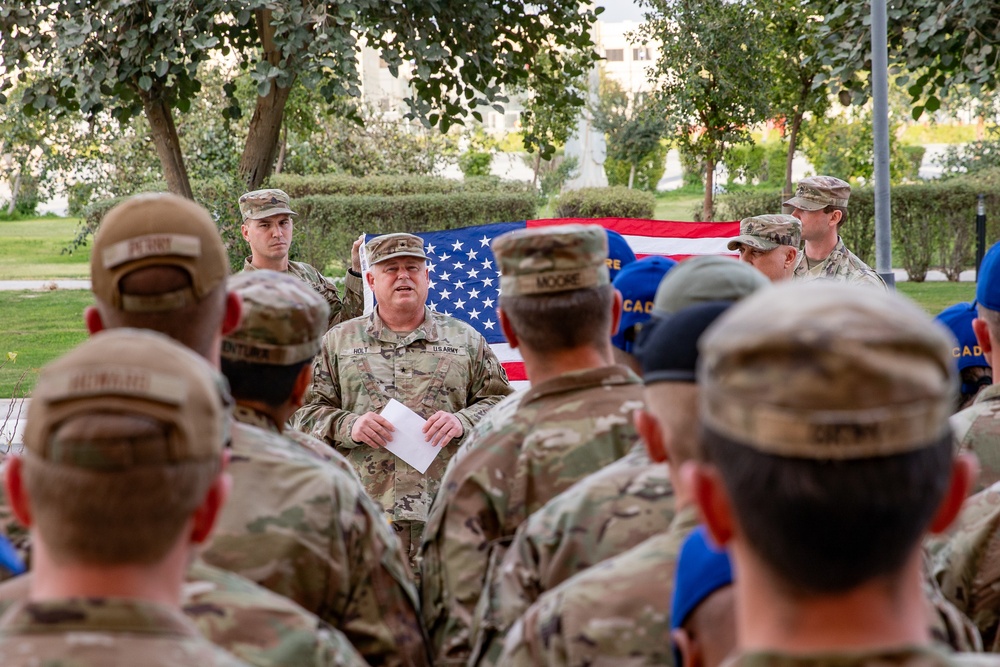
366, 218, 740, 388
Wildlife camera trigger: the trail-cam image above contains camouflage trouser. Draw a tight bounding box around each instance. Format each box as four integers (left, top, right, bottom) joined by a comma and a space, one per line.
392, 520, 425, 580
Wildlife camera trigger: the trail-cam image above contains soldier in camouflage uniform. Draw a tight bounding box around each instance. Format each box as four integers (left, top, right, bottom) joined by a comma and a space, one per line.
0, 330, 246, 667
210, 268, 429, 667
419, 224, 644, 666
293, 232, 513, 568
672, 283, 983, 667
240, 188, 363, 330
0, 561, 369, 667
727, 214, 802, 282
785, 176, 887, 289
496, 301, 733, 667
478, 259, 768, 666
950, 241, 1000, 489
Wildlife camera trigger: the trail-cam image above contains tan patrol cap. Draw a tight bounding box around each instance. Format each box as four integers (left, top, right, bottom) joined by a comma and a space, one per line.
222, 270, 330, 366
783, 175, 851, 212
24, 329, 229, 469
492, 224, 609, 296
365, 233, 429, 267
90, 193, 230, 313
699, 282, 956, 460
652, 256, 768, 317
727, 215, 801, 252
239, 189, 296, 221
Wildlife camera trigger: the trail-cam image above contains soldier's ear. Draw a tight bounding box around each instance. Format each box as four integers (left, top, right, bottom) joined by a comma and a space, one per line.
289, 364, 313, 409
498, 308, 520, 349
973, 318, 993, 358
784, 247, 798, 270
240, 223, 251, 243
610, 288, 623, 337
189, 451, 232, 545
928, 452, 978, 535
635, 409, 669, 463
685, 461, 736, 548
222, 291, 242, 336
5, 457, 31, 529
84, 305, 105, 335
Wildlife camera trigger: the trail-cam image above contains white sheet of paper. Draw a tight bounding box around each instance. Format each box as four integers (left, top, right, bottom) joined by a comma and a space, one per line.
380, 399, 440, 474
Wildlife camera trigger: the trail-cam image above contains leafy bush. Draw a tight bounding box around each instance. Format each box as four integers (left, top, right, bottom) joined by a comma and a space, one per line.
800, 112, 913, 183
717, 181, 1000, 281
84, 187, 540, 275
458, 150, 493, 178
269, 173, 532, 198
604, 142, 668, 192
937, 134, 1000, 178
900, 145, 927, 181
554, 186, 655, 218
725, 141, 786, 188
678, 144, 705, 188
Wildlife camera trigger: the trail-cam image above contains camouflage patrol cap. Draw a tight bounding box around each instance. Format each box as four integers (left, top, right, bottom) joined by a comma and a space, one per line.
365, 232, 429, 266
239, 189, 296, 221
492, 224, 609, 296
783, 175, 851, 211
222, 270, 330, 366
699, 282, 957, 460
90, 193, 229, 313
727, 215, 802, 252
24, 329, 228, 469
652, 255, 768, 317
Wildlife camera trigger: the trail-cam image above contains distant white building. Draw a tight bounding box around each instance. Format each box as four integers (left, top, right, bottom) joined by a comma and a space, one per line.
594, 21, 659, 101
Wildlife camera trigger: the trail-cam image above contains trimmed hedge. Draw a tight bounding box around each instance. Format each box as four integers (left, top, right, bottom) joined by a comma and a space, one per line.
716, 182, 1000, 281
83, 182, 540, 274
554, 186, 655, 219
268, 173, 533, 198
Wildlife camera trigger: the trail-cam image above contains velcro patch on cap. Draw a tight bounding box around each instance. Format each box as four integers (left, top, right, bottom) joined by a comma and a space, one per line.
503, 266, 606, 295
102, 234, 201, 269
221, 339, 320, 366
45, 366, 187, 406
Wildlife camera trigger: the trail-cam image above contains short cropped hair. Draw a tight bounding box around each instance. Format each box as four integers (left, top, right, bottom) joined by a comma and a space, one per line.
824, 205, 848, 230
500, 284, 614, 354
222, 359, 310, 407
22, 413, 222, 566
701, 426, 953, 596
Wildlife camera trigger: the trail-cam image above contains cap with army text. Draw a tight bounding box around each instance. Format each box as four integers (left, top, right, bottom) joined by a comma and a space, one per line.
365, 233, 429, 267
727, 215, 801, 252
90, 193, 229, 313
239, 189, 296, 221
222, 270, 330, 366
699, 282, 956, 460
492, 224, 609, 296
783, 175, 851, 212
24, 329, 229, 469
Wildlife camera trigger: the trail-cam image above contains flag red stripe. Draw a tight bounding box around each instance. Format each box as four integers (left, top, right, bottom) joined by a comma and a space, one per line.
638, 253, 739, 262
528, 217, 740, 238
502, 361, 527, 381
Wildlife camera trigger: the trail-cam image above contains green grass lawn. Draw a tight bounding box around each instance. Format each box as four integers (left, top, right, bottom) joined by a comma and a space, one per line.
654, 190, 703, 221
0, 217, 91, 280
896, 280, 976, 315
1, 290, 92, 396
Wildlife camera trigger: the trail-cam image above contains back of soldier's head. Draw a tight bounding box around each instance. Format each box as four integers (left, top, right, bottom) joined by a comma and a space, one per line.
976, 241, 1000, 340
651, 255, 769, 318
221, 270, 330, 407
698, 282, 957, 595
492, 224, 614, 353
90, 193, 231, 358
21, 329, 229, 567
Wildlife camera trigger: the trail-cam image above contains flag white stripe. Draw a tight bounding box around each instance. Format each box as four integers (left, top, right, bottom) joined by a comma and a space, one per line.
622, 235, 737, 255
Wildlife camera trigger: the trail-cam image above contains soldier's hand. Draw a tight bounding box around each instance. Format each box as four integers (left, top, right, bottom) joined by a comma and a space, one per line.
423, 411, 464, 447
351, 238, 363, 274
351, 412, 395, 448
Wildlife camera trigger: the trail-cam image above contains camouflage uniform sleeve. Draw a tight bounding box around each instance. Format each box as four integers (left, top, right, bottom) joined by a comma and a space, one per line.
342, 271, 364, 321
850, 269, 889, 290
292, 337, 362, 450
496, 593, 568, 667
453, 334, 513, 435
340, 487, 431, 667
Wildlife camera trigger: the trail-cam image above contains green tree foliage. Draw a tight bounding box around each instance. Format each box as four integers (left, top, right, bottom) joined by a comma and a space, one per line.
591, 77, 667, 191
814, 0, 1000, 120
637, 0, 772, 220
0, 1, 601, 197
800, 108, 913, 184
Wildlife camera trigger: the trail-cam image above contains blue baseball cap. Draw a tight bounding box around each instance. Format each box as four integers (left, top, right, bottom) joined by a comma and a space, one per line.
978, 241, 1000, 311
671, 525, 733, 665
606, 230, 637, 282
935, 301, 988, 372
612, 256, 677, 353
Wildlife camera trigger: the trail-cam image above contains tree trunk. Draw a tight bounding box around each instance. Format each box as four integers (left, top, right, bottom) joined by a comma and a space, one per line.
140, 92, 193, 199
238, 8, 295, 190
628, 163, 636, 189
274, 126, 287, 175
783, 110, 804, 214
702, 155, 714, 221
6, 166, 21, 216
532, 152, 541, 188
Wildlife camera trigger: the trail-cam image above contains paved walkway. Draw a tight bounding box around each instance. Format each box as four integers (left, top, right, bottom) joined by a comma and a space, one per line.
0, 280, 91, 291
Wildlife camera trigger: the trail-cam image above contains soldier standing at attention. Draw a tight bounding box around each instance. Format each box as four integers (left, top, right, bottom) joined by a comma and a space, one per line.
420, 224, 644, 666
293, 232, 513, 569
239, 188, 363, 329
0, 330, 246, 666
785, 176, 887, 288
689, 282, 985, 667
726, 214, 802, 282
